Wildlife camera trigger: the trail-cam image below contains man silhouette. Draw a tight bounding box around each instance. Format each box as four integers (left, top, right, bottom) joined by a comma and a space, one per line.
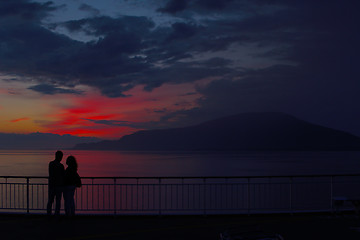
47, 150, 65, 216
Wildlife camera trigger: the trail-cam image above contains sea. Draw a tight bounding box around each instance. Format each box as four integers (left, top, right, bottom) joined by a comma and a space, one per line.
0, 150, 359, 177
1, 150, 360, 214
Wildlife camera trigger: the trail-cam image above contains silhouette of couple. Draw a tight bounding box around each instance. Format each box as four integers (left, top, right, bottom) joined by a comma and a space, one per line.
47, 151, 82, 217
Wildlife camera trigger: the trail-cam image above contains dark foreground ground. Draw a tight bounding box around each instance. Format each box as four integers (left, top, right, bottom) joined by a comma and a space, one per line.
0, 213, 359, 240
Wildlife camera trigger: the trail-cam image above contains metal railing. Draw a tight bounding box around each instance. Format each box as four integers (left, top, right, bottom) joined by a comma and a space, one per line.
1, 174, 359, 215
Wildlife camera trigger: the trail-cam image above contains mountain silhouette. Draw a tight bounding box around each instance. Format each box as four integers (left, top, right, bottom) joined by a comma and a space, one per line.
73, 112, 360, 151
0, 132, 100, 150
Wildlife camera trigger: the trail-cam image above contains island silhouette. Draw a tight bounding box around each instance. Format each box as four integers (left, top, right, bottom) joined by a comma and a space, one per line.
73, 112, 360, 151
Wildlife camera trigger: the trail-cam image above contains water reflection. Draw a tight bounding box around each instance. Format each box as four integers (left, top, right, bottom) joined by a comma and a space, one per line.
0, 150, 359, 177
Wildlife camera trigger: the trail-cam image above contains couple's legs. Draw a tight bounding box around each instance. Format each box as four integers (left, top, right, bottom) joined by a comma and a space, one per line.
64, 186, 76, 216
47, 186, 62, 215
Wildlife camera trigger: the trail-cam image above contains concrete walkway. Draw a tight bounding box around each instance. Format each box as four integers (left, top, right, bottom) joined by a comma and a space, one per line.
0, 213, 359, 239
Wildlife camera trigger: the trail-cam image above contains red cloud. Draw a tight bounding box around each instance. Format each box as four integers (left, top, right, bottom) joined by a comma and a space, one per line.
10, 117, 30, 123
67, 107, 97, 114
86, 114, 117, 120
40, 84, 200, 139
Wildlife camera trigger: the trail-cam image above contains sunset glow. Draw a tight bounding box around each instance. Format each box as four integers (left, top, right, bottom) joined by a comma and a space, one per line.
0, 76, 202, 138
0, 0, 359, 144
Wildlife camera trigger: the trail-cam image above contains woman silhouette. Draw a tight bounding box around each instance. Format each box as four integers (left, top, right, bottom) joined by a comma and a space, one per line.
64, 155, 82, 216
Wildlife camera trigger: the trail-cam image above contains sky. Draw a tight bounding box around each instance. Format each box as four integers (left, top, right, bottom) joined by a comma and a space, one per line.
0, 0, 359, 140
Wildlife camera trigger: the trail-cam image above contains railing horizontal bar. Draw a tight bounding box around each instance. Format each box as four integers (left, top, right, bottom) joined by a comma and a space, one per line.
1, 173, 360, 179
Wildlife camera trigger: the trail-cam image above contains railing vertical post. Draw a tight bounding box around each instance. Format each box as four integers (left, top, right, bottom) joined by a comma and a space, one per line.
289, 177, 293, 214
181, 178, 184, 211
225, 178, 228, 210
203, 178, 206, 216
5, 177, 8, 209
26, 177, 30, 214
330, 176, 333, 212
247, 178, 250, 215
92, 178, 94, 211
136, 178, 139, 211
159, 178, 162, 215
114, 178, 116, 216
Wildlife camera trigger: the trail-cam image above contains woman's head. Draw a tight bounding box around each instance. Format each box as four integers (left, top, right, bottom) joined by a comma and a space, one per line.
66, 155, 78, 170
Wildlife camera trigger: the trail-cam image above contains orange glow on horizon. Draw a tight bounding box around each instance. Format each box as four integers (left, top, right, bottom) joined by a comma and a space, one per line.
0, 78, 204, 139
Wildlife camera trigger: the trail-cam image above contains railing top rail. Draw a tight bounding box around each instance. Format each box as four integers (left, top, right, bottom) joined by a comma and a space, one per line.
1, 173, 360, 179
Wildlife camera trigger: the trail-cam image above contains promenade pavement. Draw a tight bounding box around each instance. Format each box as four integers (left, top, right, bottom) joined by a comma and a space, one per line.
0, 213, 359, 239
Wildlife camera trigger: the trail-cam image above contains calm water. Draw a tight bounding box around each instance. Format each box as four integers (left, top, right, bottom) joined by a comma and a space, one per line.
0, 150, 359, 177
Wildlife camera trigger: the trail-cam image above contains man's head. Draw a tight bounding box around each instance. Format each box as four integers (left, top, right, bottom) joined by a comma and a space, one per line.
55, 150, 63, 161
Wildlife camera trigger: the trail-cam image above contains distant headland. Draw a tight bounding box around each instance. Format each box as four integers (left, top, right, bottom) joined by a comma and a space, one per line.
0, 132, 100, 150
73, 112, 360, 151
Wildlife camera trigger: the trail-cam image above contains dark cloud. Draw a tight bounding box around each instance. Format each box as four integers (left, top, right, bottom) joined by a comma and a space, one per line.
196, 0, 234, 10
157, 0, 188, 14
201, 58, 233, 68
153, 108, 168, 113
84, 119, 130, 126
78, 4, 100, 16
0, 22, 80, 73
158, 0, 236, 14
59, 15, 155, 36
28, 84, 83, 95
0, 2, 236, 97
100, 83, 134, 98
0, 0, 58, 22
84, 118, 167, 130
139, 61, 234, 92
1, 14, 155, 97
84, 107, 191, 130
167, 22, 198, 41
144, 0, 360, 136
179, 92, 197, 96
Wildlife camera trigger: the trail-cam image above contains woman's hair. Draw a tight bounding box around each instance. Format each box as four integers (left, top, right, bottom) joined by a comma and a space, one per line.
66, 155, 78, 171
